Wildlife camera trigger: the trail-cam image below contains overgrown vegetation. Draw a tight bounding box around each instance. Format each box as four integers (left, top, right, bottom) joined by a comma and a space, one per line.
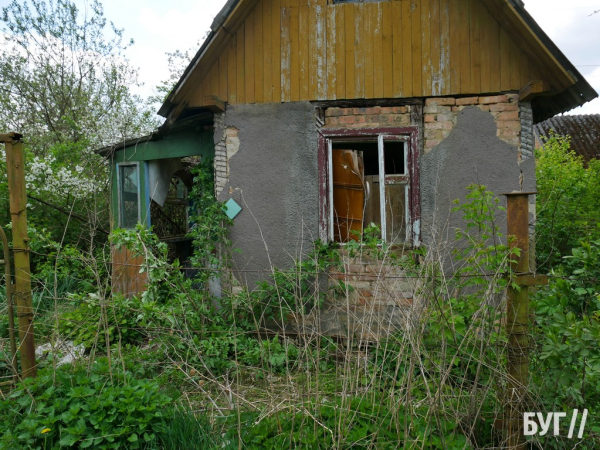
9, 178, 598, 449
1, 0, 599, 446
536, 133, 600, 269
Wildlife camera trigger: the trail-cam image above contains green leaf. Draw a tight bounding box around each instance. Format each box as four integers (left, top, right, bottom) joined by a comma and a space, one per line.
59, 434, 80, 447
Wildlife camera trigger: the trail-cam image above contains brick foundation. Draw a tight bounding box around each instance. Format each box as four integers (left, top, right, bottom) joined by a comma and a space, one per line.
318, 251, 419, 340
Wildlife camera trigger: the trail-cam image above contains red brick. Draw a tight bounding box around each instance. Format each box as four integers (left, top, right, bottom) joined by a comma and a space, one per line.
328, 272, 347, 281
358, 288, 373, 298
497, 111, 519, 121
490, 103, 518, 112
456, 96, 479, 105
436, 97, 456, 106
371, 115, 390, 123
339, 115, 356, 124
498, 129, 520, 138
496, 120, 521, 130
425, 97, 456, 106
326, 107, 343, 117
365, 106, 381, 115
425, 114, 436, 123
325, 116, 339, 125
392, 106, 409, 113
428, 121, 453, 130
380, 106, 395, 114
347, 264, 366, 273
479, 94, 508, 105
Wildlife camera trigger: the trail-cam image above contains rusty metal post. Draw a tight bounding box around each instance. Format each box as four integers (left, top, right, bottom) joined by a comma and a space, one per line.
504, 192, 534, 449
0, 225, 17, 381
2, 133, 36, 378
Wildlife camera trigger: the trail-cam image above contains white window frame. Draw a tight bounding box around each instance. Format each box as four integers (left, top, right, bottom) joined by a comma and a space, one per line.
326, 134, 414, 245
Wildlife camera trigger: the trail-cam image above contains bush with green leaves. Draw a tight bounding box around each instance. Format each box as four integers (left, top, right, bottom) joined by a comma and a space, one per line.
536, 133, 600, 269
0, 361, 171, 449
531, 240, 600, 448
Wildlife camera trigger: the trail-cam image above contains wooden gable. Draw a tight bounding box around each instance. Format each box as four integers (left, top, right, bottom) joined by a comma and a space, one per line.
171, 0, 577, 111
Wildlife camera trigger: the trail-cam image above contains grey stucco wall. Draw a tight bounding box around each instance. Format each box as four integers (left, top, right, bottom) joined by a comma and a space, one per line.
215, 102, 534, 286
420, 106, 535, 258
215, 101, 319, 288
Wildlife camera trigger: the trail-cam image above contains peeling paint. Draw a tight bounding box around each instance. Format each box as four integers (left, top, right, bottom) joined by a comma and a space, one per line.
280, 7, 291, 103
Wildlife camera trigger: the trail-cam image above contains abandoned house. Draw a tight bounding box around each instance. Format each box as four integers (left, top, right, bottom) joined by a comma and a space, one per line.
99, 0, 597, 335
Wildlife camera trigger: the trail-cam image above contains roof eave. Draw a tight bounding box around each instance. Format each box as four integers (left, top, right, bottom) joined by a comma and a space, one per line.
504, 0, 598, 119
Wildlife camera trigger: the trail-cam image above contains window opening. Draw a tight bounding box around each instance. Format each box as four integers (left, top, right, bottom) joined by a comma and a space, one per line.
118, 163, 140, 229
330, 138, 408, 244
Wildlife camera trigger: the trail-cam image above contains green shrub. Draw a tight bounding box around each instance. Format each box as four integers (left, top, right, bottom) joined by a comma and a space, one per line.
536, 134, 600, 269
531, 240, 600, 448
0, 361, 171, 449
59, 292, 162, 350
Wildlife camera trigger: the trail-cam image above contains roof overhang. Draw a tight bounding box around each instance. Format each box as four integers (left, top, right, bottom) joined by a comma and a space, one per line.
483, 0, 597, 122
159, 0, 598, 124
96, 111, 213, 158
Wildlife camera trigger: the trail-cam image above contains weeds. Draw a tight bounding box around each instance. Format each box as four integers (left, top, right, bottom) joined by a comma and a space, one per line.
1, 183, 599, 449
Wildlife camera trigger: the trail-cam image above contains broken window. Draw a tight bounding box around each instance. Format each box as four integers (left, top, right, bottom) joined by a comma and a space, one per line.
118, 163, 140, 229
328, 136, 411, 244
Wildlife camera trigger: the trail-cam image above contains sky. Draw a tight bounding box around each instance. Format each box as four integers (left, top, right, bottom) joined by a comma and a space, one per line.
1, 0, 599, 116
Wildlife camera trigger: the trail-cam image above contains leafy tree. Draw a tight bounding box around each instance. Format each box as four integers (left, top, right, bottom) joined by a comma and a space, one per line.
0, 0, 159, 249
535, 133, 600, 269
148, 37, 207, 107
0, 0, 157, 154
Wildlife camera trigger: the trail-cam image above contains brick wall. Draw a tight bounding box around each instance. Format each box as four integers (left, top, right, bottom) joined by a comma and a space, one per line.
324, 106, 412, 128
213, 112, 239, 197
424, 94, 522, 153
320, 252, 417, 340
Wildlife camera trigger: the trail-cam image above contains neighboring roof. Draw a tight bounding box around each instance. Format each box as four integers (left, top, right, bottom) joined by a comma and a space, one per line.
159, 0, 597, 123
535, 114, 600, 161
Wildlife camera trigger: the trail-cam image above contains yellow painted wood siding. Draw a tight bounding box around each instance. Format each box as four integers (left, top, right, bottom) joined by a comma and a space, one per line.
189, 0, 555, 107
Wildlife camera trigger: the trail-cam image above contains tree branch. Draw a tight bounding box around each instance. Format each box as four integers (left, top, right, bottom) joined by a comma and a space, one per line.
26, 194, 109, 235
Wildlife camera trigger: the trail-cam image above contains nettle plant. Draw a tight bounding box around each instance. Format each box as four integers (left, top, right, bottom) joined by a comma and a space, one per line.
0, 360, 171, 450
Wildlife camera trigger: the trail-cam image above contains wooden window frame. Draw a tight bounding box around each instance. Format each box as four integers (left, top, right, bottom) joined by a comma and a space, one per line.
318, 127, 421, 247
